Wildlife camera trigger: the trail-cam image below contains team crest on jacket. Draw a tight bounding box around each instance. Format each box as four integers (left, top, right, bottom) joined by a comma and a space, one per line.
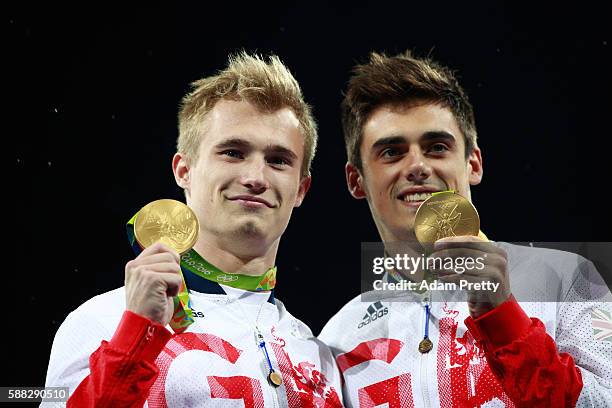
270, 327, 343, 407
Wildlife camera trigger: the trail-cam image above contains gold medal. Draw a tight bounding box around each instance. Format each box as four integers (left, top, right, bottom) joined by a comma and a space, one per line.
414, 191, 480, 246
418, 338, 433, 353
134, 199, 199, 254
268, 371, 282, 387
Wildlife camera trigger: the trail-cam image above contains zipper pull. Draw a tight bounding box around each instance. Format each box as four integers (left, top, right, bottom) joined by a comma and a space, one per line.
419, 297, 433, 353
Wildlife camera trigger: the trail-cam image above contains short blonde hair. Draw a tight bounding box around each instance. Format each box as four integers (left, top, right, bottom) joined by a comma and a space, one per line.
178, 52, 317, 178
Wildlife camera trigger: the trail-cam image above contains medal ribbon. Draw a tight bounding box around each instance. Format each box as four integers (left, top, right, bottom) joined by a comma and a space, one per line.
179, 249, 276, 292
126, 212, 278, 333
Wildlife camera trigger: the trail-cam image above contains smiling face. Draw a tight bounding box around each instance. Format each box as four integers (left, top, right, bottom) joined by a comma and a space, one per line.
173, 99, 310, 255
346, 102, 483, 242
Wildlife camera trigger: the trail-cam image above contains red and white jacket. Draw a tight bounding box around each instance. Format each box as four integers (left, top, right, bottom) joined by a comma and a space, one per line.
319, 243, 612, 407
43, 285, 343, 407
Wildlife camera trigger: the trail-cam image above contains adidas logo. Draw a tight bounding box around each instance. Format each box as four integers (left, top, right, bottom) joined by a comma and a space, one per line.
357, 301, 388, 329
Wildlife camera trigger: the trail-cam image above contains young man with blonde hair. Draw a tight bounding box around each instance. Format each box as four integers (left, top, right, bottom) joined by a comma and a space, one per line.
44, 52, 342, 407
319, 51, 611, 407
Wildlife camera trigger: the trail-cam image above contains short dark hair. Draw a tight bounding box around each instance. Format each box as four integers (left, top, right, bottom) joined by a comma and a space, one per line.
342, 50, 477, 170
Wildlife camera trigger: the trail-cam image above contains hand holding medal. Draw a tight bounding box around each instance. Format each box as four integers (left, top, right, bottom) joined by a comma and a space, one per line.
412, 191, 510, 353
126, 199, 199, 333
415, 191, 510, 315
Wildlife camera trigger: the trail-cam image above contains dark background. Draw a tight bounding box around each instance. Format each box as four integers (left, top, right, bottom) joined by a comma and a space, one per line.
8, 1, 610, 391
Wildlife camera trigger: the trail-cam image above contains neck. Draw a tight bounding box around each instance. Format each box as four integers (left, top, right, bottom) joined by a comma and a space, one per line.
381, 228, 432, 283
192, 232, 279, 276
384, 240, 430, 283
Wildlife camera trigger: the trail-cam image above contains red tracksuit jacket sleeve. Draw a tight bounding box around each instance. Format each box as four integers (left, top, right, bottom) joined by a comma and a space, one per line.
67, 310, 172, 408
465, 296, 583, 407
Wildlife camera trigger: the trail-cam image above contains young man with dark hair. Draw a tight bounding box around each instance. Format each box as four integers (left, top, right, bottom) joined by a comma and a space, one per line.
320, 51, 611, 407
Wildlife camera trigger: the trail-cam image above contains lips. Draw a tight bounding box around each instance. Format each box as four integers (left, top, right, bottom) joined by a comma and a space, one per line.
227, 195, 274, 208
396, 187, 441, 202
396, 187, 443, 208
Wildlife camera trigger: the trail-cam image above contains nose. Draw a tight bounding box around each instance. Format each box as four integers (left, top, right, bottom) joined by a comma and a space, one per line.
402, 149, 432, 183
240, 156, 269, 193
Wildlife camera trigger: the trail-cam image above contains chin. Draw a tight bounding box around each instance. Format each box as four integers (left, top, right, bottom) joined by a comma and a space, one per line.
236, 220, 267, 237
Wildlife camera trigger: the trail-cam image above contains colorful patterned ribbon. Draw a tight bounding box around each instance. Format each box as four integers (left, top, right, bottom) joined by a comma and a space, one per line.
127, 213, 194, 333
179, 250, 276, 292
126, 211, 278, 333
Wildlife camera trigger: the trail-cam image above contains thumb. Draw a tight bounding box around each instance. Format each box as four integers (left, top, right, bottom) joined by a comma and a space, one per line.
166, 277, 183, 297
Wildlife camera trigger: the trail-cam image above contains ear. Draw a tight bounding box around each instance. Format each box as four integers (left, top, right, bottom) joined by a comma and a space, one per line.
172, 153, 192, 195
346, 162, 367, 199
467, 145, 483, 186
294, 176, 312, 207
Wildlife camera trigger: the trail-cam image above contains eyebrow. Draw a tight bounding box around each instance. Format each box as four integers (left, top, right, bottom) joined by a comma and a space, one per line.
266, 145, 298, 160
215, 137, 298, 160
371, 131, 457, 150
214, 138, 252, 150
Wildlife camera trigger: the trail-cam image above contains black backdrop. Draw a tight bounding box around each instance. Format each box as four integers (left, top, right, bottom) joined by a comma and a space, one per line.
8, 2, 611, 391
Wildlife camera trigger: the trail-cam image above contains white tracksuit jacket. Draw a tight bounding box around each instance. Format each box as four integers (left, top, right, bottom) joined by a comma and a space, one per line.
44, 285, 343, 407
319, 243, 612, 407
